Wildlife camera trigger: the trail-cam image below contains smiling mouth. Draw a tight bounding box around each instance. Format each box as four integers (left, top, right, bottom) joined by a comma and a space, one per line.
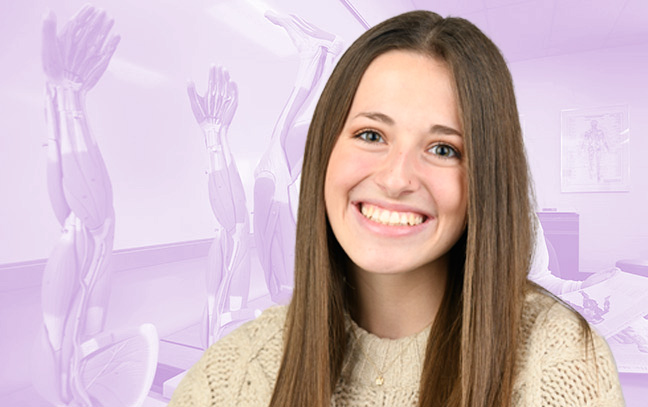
359, 203, 427, 226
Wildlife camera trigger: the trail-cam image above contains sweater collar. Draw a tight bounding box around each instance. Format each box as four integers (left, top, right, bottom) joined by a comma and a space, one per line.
340, 315, 431, 389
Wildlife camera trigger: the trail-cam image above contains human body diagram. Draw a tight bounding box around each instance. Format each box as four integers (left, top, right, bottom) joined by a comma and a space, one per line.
580, 120, 609, 182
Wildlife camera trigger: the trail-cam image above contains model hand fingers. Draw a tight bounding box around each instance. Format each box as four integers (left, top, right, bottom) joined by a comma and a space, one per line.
222, 67, 234, 109
58, 18, 73, 69
74, 4, 96, 24
74, 10, 111, 81
62, 4, 95, 49
205, 65, 219, 118
187, 81, 206, 124
229, 80, 238, 107
42, 11, 63, 81
76, 16, 108, 86
94, 13, 115, 52
83, 34, 120, 90
79, 12, 111, 73
223, 80, 238, 126
213, 66, 226, 118
264, 9, 280, 25
289, 13, 319, 36
58, 6, 95, 82
63, 7, 97, 75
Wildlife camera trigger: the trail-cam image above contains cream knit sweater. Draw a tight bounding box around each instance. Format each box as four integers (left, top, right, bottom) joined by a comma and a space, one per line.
168, 291, 624, 406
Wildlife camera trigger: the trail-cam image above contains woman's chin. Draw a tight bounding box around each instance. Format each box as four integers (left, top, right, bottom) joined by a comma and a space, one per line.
350, 258, 413, 275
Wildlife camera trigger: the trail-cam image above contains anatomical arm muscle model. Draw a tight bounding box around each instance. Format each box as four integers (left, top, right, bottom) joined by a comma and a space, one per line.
35, 7, 158, 406
254, 11, 343, 304
188, 66, 251, 345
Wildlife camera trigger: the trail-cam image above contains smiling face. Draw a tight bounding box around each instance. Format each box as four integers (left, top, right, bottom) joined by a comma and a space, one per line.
324, 50, 468, 276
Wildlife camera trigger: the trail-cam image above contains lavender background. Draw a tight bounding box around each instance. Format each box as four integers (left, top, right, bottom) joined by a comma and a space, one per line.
1, 0, 647, 405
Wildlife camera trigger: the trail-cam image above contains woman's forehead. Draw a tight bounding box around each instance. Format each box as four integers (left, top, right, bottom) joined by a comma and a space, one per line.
345, 50, 461, 132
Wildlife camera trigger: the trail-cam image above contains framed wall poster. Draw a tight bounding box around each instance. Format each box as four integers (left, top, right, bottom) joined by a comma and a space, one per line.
561, 105, 630, 192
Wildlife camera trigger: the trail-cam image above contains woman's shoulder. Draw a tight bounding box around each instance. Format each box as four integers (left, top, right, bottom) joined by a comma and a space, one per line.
518, 289, 618, 371
520, 289, 607, 352
168, 305, 288, 406
211, 304, 287, 362
515, 289, 625, 406
520, 289, 580, 334
221, 305, 288, 347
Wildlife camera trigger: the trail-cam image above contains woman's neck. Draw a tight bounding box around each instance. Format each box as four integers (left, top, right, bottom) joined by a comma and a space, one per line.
348, 261, 447, 339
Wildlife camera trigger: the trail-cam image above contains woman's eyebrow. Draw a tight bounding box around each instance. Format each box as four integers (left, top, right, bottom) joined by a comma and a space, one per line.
354, 111, 395, 125
430, 124, 463, 137
354, 111, 462, 137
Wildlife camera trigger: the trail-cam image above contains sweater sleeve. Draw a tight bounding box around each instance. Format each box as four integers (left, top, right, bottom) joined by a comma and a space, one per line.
167, 306, 287, 407
519, 298, 625, 406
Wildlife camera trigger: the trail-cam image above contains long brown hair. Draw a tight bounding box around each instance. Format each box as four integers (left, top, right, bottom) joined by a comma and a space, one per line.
270, 10, 535, 407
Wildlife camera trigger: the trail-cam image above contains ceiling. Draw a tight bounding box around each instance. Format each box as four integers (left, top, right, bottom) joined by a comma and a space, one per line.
174, 0, 648, 64
410, 0, 648, 61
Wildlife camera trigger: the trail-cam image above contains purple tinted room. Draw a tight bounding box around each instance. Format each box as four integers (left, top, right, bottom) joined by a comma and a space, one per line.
1, 0, 647, 405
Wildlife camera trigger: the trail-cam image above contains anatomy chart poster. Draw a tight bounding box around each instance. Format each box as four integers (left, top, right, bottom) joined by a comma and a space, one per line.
561, 105, 630, 192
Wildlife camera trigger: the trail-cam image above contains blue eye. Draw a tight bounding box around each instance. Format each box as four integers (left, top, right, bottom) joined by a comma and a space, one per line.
355, 130, 384, 143
429, 143, 459, 158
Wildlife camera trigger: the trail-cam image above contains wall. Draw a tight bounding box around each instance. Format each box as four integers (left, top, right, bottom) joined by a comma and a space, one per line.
513, 43, 648, 274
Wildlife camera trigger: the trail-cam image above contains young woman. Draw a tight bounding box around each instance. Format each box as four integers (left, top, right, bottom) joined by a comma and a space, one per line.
169, 10, 624, 407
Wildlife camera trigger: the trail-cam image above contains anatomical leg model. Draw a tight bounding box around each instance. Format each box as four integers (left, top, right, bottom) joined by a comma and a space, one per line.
254, 11, 343, 304
34, 7, 158, 407
188, 67, 251, 346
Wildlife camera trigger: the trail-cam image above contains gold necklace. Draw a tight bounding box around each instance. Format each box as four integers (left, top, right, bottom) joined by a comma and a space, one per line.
349, 327, 418, 387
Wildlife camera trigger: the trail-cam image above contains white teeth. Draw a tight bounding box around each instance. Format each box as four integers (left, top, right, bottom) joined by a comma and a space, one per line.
360, 203, 425, 226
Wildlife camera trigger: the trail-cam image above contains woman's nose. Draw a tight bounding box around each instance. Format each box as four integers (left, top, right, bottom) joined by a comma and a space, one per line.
374, 149, 419, 198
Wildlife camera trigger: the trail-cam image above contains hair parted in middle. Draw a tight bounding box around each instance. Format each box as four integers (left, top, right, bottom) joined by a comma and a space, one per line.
269, 10, 536, 407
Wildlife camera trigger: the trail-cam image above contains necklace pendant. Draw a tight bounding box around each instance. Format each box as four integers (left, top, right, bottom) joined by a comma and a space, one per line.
375, 376, 384, 386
